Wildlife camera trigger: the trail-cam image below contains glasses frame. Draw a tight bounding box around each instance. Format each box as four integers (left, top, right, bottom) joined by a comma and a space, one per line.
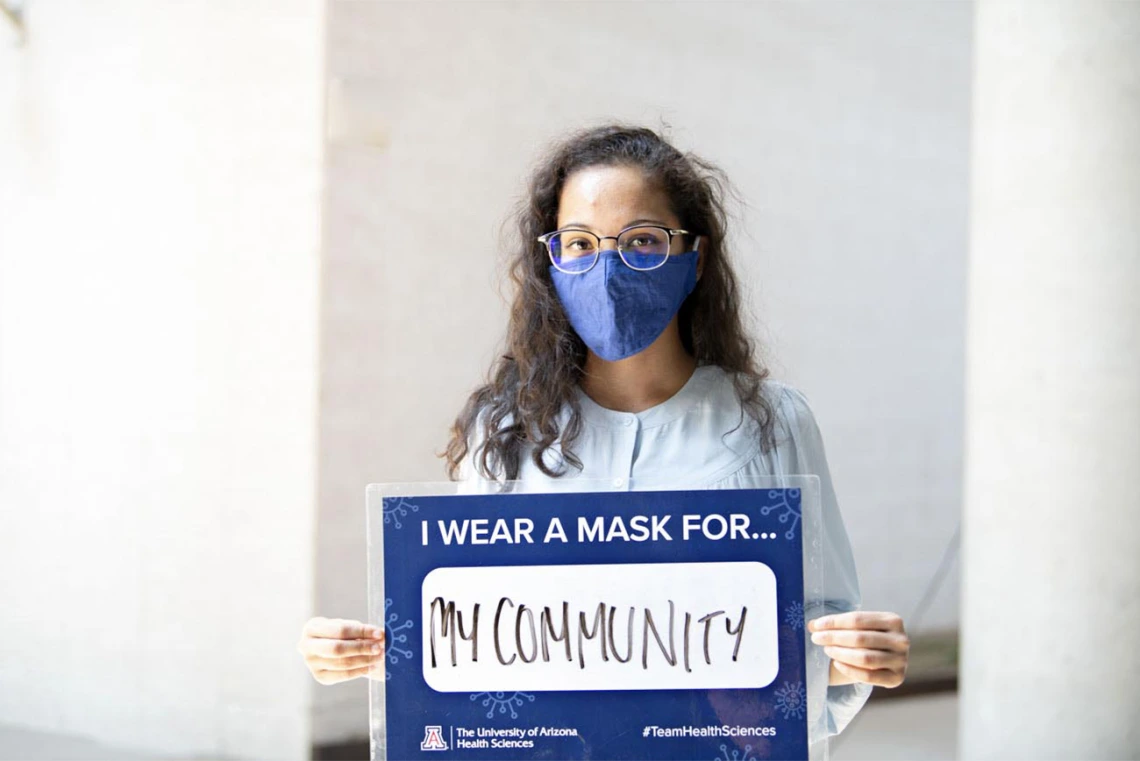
538, 225, 690, 274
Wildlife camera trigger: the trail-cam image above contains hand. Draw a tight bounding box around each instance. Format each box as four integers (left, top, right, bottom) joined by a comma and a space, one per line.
807, 611, 909, 689
297, 617, 386, 685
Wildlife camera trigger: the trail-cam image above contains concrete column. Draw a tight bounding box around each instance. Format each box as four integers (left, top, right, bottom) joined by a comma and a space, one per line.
961, 1, 1140, 758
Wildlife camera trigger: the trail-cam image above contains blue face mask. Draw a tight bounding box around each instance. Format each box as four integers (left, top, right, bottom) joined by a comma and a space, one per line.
550, 247, 700, 362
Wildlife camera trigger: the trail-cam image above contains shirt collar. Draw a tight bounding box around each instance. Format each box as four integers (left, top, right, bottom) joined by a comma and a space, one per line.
574, 365, 720, 430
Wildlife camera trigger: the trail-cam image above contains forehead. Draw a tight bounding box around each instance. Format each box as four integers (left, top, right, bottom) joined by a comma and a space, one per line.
556, 165, 677, 229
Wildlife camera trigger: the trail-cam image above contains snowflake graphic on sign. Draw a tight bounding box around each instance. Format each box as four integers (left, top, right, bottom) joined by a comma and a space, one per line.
774, 681, 807, 720
762, 488, 802, 540
470, 691, 536, 719
784, 601, 805, 630
715, 743, 756, 761
381, 497, 418, 530
383, 597, 414, 678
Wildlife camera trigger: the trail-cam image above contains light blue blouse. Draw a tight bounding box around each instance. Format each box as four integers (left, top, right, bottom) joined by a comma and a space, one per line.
460, 364, 872, 736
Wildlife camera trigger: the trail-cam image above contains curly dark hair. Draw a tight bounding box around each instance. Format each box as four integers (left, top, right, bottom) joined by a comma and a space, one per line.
443, 124, 776, 481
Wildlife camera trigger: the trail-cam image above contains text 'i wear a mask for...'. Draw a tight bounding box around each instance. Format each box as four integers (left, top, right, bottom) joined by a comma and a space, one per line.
550, 242, 700, 362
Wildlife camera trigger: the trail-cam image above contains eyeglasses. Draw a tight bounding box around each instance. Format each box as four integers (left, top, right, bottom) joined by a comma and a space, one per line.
538, 225, 690, 274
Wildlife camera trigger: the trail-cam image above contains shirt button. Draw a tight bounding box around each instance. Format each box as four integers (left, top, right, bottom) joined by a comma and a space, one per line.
623, 417, 634, 427
614, 477, 625, 487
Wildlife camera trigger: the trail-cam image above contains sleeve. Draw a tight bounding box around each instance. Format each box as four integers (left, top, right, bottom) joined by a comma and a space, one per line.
455, 407, 505, 495
455, 431, 488, 495
775, 385, 873, 737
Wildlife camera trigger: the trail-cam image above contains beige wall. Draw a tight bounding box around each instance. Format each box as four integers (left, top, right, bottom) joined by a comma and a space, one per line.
961, 1, 1140, 755
0, 2, 323, 758
317, 0, 972, 744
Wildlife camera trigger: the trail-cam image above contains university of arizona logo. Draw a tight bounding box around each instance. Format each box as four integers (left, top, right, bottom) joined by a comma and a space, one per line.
420, 725, 448, 751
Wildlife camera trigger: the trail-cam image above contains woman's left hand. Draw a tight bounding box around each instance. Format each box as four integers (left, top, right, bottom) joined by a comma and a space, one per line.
807, 611, 909, 689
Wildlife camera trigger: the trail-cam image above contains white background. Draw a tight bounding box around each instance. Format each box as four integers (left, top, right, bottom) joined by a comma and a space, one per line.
0, 1, 971, 757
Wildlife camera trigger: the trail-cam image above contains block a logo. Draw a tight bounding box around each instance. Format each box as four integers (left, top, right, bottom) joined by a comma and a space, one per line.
420, 725, 448, 751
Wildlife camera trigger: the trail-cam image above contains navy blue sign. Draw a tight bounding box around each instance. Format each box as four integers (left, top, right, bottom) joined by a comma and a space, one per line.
377, 488, 809, 761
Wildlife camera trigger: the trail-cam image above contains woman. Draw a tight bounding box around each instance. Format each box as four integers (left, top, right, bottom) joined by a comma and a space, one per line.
298, 125, 909, 736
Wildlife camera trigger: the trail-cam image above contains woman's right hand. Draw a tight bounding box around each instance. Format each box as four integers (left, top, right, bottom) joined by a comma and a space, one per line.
297, 617, 386, 685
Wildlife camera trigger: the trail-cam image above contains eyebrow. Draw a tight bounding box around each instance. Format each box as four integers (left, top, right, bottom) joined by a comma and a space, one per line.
558, 218, 673, 231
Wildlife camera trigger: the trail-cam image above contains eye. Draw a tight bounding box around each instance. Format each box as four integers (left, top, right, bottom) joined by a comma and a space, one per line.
624, 232, 665, 249
563, 235, 596, 252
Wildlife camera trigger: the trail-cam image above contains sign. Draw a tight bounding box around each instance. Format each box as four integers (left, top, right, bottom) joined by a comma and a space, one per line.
367, 480, 824, 761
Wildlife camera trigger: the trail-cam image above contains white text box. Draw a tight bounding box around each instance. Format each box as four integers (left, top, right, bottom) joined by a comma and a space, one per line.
420, 562, 779, 692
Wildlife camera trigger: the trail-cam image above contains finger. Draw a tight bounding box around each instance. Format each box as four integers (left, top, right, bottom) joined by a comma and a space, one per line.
811, 630, 910, 652
304, 618, 384, 640
313, 664, 378, 685
823, 645, 907, 671
808, 610, 905, 633
302, 637, 386, 658
305, 653, 386, 672
832, 659, 905, 688
808, 611, 905, 633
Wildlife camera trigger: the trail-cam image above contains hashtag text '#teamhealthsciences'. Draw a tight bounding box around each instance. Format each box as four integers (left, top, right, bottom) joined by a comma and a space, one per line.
642, 725, 778, 739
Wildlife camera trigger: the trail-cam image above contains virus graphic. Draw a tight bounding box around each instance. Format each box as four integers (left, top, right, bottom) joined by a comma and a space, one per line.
470, 691, 536, 719
381, 497, 418, 529
784, 601, 805, 631
383, 597, 414, 678
761, 488, 802, 540
715, 744, 756, 761
774, 681, 807, 721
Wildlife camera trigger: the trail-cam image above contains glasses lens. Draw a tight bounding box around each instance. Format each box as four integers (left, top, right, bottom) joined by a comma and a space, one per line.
618, 227, 670, 270
549, 230, 599, 273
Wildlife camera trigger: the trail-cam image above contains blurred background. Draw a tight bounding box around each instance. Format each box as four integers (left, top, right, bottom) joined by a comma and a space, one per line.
0, 1, 1135, 760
